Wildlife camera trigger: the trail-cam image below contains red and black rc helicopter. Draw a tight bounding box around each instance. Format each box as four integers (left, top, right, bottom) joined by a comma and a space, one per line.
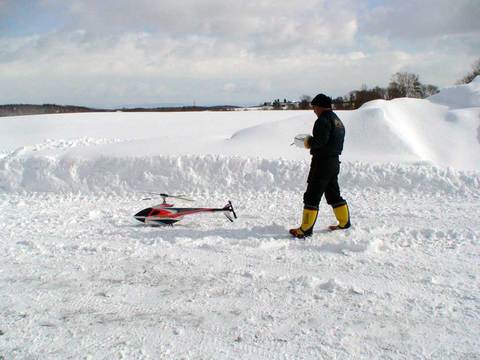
134, 193, 237, 225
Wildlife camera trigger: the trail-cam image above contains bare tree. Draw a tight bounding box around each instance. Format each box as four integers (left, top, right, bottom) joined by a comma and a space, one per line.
387, 72, 422, 99
420, 84, 439, 98
458, 58, 480, 84
347, 86, 387, 109
332, 96, 351, 110
299, 95, 312, 110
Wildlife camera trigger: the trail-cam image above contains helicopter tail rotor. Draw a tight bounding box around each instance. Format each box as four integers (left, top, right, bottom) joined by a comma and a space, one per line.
223, 201, 237, 222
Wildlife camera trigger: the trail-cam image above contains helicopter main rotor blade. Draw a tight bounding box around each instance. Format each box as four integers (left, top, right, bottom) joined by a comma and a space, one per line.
144, 192, 195, 202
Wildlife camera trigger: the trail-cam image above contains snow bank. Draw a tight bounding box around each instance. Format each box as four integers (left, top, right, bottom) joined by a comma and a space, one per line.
354, 99, 480, 170
1, 153, 479, 196
428, 76, 480, 109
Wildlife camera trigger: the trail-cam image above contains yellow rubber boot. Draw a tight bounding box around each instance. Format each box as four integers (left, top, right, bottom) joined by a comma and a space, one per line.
289, 208, 318, 238
330, 204, 351, 230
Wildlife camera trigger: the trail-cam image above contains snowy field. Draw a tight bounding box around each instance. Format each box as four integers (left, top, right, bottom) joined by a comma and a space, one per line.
1, 79, 480, 359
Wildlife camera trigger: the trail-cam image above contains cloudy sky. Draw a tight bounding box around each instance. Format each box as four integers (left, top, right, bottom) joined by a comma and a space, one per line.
0, 0, 479, 107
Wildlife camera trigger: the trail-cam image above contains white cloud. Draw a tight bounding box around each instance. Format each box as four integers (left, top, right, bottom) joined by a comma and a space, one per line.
40, 0, 360, 52
364, 35, 391, 51
0, 0, 478, 106
361, 0, 480, 39
223, 83, 237, 93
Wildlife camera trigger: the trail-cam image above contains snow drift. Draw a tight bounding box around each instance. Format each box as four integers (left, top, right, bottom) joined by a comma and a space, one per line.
428, 75, 480, 109
1, 154, 479, 197
0, 78, 479, 197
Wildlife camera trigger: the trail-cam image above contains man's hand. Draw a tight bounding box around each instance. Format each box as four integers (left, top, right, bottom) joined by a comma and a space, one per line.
293, 134, 312, 149
304, 136, 312, 149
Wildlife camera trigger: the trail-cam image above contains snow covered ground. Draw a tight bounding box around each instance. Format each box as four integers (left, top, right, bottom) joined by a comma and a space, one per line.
1, 78, 479, 359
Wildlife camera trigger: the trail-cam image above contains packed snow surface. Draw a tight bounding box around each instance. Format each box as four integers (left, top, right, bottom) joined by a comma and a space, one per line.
0, 80, 479, 359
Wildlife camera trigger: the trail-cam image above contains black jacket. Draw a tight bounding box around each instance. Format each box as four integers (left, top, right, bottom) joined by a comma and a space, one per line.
308, 110, 345, 158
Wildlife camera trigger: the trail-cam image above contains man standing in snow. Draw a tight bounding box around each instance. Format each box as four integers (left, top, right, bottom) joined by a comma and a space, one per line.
290, 94, 351, 238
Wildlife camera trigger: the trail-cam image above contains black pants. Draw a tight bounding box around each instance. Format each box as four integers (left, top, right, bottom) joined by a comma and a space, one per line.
303, 156, 346, 209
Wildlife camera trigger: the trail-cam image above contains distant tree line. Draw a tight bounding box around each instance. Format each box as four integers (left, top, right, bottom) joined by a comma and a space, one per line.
266, 72, 440, 111
0, 104, 105, 117
277, 58, 480, 111
0, 104, 239, 117
332, 72, 440, 110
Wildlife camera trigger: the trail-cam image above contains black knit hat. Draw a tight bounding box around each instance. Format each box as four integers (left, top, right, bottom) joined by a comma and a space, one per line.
311, 93, 332, 108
